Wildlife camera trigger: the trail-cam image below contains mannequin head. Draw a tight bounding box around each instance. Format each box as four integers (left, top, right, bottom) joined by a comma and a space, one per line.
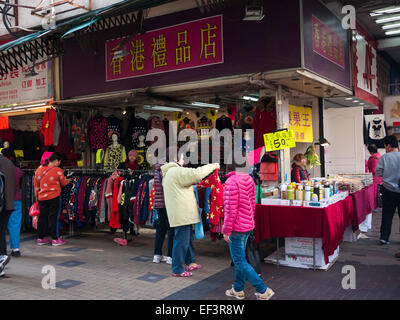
3, 141, 9, 149
111, 134, 118, 145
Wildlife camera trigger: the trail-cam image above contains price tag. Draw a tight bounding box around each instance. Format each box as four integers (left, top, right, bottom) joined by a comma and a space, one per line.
263, 130, 296, 152
14, 150, 24, 158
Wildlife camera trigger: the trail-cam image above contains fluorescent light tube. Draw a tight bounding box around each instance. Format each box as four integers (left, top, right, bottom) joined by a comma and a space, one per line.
382, 22, 400, 29
191, 102, 220, 108
242, 95, 259, 102
375, 15, 400, 24
144, 105, 183, 112
371, 6, 400, 15
385, 28, 400, 35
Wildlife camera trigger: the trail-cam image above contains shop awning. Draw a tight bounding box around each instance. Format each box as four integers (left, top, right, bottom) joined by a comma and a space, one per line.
0, 0, 176, 76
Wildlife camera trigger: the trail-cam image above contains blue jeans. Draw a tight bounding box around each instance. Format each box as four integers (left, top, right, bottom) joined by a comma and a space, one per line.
8, 201, 22, 250
172, 225, 195, 274
154, 208, 174, 257
229, 232, 267, 294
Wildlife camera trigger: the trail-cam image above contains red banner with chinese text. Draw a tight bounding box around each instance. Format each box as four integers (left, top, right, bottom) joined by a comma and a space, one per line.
312, 15, 345, 69
106, 15, 223, 81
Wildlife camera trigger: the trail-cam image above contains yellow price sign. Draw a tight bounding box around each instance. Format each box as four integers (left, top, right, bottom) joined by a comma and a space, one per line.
77, 160, 83, 167
263, 130, 296, 152
14, 150, 24, 158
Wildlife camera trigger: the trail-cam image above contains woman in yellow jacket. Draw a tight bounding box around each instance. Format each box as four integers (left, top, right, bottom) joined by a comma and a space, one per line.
161, 149, 219, 277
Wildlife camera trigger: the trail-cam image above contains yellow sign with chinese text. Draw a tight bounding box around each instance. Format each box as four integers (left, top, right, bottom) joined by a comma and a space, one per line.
263, 130, 296, 152
77, 160, 83, 168
14, 150, 24, 158
289, 105, 313, 143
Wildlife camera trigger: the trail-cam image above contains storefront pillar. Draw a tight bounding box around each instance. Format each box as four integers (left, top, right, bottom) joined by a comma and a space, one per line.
276, 85, 291, 183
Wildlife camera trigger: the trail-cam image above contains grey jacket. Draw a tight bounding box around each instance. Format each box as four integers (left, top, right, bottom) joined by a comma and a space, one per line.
376, 151, 400, 193
0, 154, 16, 212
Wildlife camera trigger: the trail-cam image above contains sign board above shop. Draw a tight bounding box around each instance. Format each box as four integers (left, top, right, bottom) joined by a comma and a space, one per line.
289, 105, 313, 143
62, 0, 351, 98
0, 62, 52, 107
106, 15, 223, 81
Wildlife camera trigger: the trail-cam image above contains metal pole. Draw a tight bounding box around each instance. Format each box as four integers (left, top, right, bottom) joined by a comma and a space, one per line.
313, 238, 316, 270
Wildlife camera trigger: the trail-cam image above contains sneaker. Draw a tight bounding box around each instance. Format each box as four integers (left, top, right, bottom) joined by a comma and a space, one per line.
379, 239, 390, 245
52, 238, 66, 246
37, 238, 50, 246
153, 255, 162, 263
164, 256, 172, 265
255, 288, 275, 300
171, 271, 192, 277
225, 287, 245, 300
0, 255, 10, 271
11, 250, 21, 257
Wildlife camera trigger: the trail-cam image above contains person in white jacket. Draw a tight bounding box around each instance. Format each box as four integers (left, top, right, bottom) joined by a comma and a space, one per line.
161, 149, 219, 277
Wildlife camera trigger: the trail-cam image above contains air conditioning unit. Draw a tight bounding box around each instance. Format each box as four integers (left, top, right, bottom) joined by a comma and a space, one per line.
243, 5, 265, 21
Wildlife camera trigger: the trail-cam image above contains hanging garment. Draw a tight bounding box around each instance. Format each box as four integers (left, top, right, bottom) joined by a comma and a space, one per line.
41, 109, 56, 146
53, 112, 61, 146
236, 104, 256, 130
260, 153, 279, 181
197, 169, 224, 233
71, 114, 87, 153
364, 114, 388, 148
216, 115, 233, 132
104, 145, 127, 170
110, 176, 124, 229
88, 116, 108, 150
55, 115, 71, 155
253, 108, 277, 149
107, 116, 122, 142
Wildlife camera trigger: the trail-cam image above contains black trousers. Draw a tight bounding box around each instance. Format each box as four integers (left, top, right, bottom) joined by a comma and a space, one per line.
38, 197, 60, 240
0, 210, 11, 255
380, 186, 400, 242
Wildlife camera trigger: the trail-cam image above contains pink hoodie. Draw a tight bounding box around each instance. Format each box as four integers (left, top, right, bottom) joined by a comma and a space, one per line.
367, 153, 382, 184
222, 171, 256, 236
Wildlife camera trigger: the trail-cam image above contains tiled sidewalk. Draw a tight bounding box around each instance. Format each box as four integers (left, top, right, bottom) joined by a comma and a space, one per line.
1, 211, 399, 300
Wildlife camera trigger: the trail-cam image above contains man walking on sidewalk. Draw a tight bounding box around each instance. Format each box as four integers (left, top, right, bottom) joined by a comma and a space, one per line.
376, 135, 400, 245
0, 142, 17, 277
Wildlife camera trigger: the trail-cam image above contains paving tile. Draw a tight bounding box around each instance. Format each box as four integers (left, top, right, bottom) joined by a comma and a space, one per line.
57, 260, 86, 268
63, 247, 86, 252
130, 255, 152, 262
56, 279, 85, 289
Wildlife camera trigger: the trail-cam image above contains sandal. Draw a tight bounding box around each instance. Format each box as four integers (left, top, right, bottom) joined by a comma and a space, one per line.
187, 264, 202, 272
171, 271, 192, 277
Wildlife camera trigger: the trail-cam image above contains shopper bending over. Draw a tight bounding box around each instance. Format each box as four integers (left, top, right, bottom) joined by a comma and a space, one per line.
161, 148, 219, 277
34, 152, 71, 246
1, 148, 23, 257
223, 164, 274, 300
291, 153, 310, 183
376, 135, 400, 245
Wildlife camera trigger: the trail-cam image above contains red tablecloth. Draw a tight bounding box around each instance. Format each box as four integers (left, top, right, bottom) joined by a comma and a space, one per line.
351, 183, 377, 227
254, 196, 354, 264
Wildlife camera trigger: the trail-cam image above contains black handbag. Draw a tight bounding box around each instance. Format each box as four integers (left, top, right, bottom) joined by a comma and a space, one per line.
245, 232, 262, 277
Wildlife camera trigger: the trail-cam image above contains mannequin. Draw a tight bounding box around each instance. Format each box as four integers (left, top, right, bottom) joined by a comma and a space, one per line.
3, 141, 9, 149
103, 134, 127, 170
137, 134, 146, 148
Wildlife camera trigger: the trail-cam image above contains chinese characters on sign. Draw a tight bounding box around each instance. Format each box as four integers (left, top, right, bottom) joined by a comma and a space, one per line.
312, 15, 345, 68
264, 130, 296, 152
106, 15, 223, 81
0, 62, 51, 106
289, 105, 313, 143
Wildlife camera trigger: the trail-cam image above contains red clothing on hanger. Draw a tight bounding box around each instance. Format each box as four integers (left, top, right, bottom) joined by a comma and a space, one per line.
197, 169, 224, 233
110, 176, 124, 229
41, 109, 56, 146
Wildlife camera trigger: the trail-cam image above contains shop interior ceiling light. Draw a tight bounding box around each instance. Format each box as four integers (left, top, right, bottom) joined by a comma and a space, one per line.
242, 95, 259, 102
381, 22, 400, 29
243, 2, 264, 21
370, 6, 400, 16
144, 105, 183, 112
190, 101, 220, 108
375, 14, 400, 24
385, 28, 400, 35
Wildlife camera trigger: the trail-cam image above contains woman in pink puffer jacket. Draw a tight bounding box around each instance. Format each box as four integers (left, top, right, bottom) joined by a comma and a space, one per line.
223, 169, 274, 301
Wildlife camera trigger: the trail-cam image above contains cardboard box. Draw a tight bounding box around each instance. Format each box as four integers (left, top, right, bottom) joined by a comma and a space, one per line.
291, 200, 303, 207
284, 237, 339, 268
261, 198, 282, 206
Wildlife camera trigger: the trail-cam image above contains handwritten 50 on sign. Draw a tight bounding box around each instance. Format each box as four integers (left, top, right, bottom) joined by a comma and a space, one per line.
263, 130, 296, 152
